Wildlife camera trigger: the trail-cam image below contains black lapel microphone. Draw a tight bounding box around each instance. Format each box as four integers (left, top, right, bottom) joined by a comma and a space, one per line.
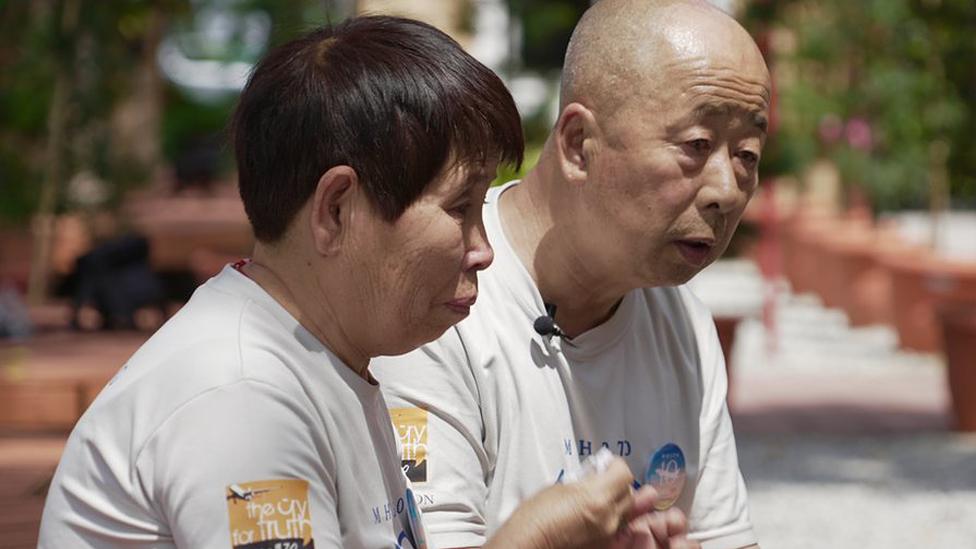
533, 303, 565, 338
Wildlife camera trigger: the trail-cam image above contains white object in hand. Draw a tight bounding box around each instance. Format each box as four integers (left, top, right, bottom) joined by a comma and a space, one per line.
562, 447, 616, 483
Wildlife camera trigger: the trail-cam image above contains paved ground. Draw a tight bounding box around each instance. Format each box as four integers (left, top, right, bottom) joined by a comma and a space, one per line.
739, 432, 976, 548
694, 260, 976, 548
2, 260, 974, 547
0, 434, 64, 548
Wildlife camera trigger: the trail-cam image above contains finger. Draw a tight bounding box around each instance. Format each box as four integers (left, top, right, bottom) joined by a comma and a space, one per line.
601, 457, 637, 495
642, 509, 671, 542
615, 514, 662, 549
578, 457, 635, 503
587, 457, 639, 521
628, 484, 659, 519
664, 508, 689, 537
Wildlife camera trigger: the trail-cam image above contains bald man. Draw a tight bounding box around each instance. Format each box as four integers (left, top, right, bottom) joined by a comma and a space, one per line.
373, 1, 769, 548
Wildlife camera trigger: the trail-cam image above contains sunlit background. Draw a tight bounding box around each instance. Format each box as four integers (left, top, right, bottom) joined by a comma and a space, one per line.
1, 1, 975, 547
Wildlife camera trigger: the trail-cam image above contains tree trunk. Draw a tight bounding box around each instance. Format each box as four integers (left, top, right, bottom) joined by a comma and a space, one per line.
27, 0, 81, 304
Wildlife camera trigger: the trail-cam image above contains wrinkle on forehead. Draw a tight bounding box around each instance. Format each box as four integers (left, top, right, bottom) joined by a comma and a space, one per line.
678, 65, 770, 100
684, 70, 770, 111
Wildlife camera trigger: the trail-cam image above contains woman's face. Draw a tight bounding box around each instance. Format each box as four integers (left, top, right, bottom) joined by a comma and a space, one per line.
346, 160, 496, 357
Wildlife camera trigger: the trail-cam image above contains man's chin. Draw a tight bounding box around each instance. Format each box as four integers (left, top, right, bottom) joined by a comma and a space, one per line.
658, 260, 714, 287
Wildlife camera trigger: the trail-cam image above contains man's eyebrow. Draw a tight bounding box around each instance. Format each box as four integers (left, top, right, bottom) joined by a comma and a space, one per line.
753, 112, 769, 133
670, 102, 768, 134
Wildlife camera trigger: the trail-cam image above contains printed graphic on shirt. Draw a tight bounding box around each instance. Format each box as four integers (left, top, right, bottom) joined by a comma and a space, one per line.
369, 492, 425, 549
226, 479, 313, 549
644, 443, 687, 511
390, 407, 428, 483
404, 488, 429, 549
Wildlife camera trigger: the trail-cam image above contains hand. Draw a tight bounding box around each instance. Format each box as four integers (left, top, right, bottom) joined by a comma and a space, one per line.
484, 457, 660, 549
610, 504, 701, 549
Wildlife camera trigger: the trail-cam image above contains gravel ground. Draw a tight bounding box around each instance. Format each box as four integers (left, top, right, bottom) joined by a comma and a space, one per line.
738, 431, 976, 547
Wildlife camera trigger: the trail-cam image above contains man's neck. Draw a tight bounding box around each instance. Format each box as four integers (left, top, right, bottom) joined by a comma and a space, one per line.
499, 170, 630, 338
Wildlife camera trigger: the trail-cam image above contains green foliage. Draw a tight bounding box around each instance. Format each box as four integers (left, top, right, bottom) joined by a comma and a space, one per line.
493, 143, 542, 187
0, 1, 336, 224
0, 5, 52, 223
507, 0, 588, 70
0, 0, 192, 222
161, 87, 235, 162
0, 148, 37, 225
744, 0, 975, 211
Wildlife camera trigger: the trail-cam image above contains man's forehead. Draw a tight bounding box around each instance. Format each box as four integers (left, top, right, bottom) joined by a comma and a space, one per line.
664, 61, 769, 115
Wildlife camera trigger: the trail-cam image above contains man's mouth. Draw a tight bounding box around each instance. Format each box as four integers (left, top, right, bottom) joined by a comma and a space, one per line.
674, 239, 715, 266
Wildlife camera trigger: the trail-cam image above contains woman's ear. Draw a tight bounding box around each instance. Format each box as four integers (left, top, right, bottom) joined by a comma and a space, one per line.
554, 103, 598, 184
309, 165, 358, 256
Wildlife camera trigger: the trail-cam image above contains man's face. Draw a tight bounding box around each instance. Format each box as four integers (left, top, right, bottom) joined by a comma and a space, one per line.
579, 31, 771, 288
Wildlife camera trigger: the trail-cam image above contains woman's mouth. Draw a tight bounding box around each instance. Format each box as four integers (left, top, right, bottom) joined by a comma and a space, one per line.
445, 295, 477, 315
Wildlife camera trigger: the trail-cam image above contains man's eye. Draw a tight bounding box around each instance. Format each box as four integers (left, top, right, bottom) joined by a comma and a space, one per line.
738, 150, 759, 167
686, 139, 712, 154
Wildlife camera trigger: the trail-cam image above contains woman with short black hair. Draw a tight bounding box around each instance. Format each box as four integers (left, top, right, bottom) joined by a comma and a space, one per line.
39, 16, 658, 548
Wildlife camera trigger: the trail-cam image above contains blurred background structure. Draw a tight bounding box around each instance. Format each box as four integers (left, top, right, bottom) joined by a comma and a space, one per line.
1, 1, 975, 547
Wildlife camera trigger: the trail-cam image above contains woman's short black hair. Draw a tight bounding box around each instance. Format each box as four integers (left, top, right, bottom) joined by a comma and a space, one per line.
232, 15, 524, 242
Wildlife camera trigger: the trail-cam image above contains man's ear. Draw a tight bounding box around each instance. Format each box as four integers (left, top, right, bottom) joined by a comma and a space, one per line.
309, 165, 358, 256
555, 103, 597, 184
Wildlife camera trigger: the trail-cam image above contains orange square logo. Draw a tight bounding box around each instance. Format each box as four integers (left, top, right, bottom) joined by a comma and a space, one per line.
390, 407, 428, 483
226, 479, 314, 548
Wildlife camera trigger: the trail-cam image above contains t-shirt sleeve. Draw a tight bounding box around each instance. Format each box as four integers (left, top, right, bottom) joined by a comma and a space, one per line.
135, 378, 342, 549
372, 328, 491, 548
681, 288, 758, 549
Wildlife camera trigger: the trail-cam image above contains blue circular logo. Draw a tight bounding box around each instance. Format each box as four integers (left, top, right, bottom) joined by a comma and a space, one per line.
644, 442, 686, 510
403, 488, 428, 549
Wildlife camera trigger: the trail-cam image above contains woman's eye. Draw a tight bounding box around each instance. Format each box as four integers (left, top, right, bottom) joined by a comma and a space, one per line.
449, 203, 470, 219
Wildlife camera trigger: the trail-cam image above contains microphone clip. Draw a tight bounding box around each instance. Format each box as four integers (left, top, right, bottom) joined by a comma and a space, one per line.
533, 303, 564, 339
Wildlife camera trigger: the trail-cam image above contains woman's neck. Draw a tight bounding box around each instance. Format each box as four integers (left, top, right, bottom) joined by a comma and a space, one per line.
242, 252, 372, 378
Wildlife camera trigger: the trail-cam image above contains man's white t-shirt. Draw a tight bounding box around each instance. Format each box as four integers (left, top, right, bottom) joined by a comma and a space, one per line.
372, 181, 756, 549
39, 265, 426, 549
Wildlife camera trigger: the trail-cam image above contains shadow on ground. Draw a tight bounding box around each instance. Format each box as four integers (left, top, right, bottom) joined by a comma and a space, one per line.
737, 429, 976, 493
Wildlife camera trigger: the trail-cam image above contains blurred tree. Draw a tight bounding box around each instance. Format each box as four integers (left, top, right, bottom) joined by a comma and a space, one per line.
507, 0, 588, 71
743, 0, 973, 212
0, 0, 337, 300
0, 0, 192, 301
157, 0, 340, 186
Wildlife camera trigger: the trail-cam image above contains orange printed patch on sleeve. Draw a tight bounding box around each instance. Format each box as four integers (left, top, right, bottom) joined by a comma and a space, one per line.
389, 407, 428, 483
226, 479, 314, 549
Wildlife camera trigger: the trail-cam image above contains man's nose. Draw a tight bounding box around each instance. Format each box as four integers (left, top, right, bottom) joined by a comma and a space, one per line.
697, 149, 744, 215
